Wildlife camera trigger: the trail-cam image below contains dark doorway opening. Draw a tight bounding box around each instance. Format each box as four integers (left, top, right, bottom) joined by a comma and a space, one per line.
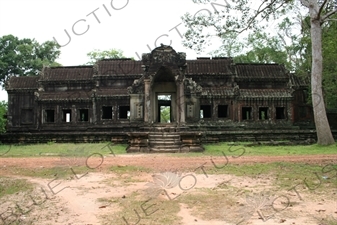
119, 106, 130, 119
259, 107, 268, 120
79, 109, 89, 122
242, 107, 252, 120
46, 110, 55, 123
200, 105, 211, 118
276, 107, 286, 119
218, 105, 228, 118
102, 106, 113, 119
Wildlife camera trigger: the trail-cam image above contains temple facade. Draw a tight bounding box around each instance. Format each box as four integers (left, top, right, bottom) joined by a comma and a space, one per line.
4, 45, 315, 151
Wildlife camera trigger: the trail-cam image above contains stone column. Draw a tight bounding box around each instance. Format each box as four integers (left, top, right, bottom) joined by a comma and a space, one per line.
179, 81, 185, 123
193, 95, 200, 121
287, 100, 292, 121
130, 94, 144, 121
92, 98, 96, 123
41, 108, 44, 125
144, 79, 150, 123
271, 101, 275, 122
72, 105, 76, 123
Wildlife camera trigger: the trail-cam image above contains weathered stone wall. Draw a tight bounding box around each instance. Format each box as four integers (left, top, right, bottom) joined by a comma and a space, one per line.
2, 125, 336, 144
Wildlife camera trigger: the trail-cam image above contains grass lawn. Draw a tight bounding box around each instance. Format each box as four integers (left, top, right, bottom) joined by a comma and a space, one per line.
0, 142, 127, 157
203, 142, 337, 156
0, 142, 336, 157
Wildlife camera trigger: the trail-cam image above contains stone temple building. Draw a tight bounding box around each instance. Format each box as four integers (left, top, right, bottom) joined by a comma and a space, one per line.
4, 45, 316, 151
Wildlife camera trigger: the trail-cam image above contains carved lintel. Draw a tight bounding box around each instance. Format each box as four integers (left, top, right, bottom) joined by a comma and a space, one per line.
143, 45, 186, 70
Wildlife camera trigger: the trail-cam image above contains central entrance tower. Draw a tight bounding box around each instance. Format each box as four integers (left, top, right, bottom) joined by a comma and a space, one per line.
126, 45, 204, 153
128, 45, 187, 124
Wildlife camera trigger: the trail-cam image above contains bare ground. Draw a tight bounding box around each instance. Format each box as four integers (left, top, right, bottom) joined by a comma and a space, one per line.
0, 154, 336, 225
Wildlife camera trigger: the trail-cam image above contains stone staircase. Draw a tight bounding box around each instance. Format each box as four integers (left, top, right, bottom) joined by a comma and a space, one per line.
126, 124, 204, 153
148, 133, 181, 153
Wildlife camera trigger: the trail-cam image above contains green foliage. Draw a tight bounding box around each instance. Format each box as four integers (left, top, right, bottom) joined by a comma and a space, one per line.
182, 0, 337, 127
321, 17, 337, 109
0, 101, 7, 133
182, 0, 296, 54
0, 35, 61, 87
231, 16, 310, 73
296, 15, 337, 109
86, 48, 128, 65
233, 31, 290, 68
160, 106, 170, 123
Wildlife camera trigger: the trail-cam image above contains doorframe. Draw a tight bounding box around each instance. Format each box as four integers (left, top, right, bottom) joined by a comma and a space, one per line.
155, 93, 176, 123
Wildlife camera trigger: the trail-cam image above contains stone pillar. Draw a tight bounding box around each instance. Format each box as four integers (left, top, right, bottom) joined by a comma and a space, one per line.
194, 95, 200, 121
179, 81, 185, 123
130, 94, 144, 121
287, 100, 292, 121
56, 105, 60, 123
144, 79, 150, 123
236, 101, 240, 122
271, 101, 275, 122
72, 105, 76, 123
92, 98, 96, 123
41, 108, 44, 125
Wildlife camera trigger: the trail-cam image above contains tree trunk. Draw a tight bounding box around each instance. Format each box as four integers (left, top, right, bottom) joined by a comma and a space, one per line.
309, 2, 335, 145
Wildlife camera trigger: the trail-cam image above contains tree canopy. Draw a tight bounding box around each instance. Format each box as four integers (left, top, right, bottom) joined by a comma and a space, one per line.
182, 0, 337, 145
0, 35, 61, 87
321, 15, 337, 109
86, 48, 128, 65
0, 101, 7, 133
229, 15, 337, 110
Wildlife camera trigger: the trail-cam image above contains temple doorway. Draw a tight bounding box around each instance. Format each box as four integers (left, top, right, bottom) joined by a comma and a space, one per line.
157, 94, 171, 123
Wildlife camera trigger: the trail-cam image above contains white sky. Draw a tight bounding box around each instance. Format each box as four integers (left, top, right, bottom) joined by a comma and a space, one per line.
0, 0, 226, 102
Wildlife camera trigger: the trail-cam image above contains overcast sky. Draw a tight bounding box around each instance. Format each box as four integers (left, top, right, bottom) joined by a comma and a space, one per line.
0, 0, 227, 101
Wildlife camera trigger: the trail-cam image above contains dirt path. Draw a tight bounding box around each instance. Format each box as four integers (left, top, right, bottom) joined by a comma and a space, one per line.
0, 154, 336, 171
0, 154, 336, 225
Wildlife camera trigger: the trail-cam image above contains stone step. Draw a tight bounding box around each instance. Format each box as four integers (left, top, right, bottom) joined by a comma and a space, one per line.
149, 137, 180, 141
149, 141, 181, 145
149, 142, 181, 146
149, 137, 180, 140
149, 134, 180, 137
149, 145, 181, 150
149, 138, 180, 142
127, 130, 204, 153
149, 131, 181, 152
149, 133, 180, 137
149, 140, 180, 144
129, 139, 149, 145
150, 148, 180, 153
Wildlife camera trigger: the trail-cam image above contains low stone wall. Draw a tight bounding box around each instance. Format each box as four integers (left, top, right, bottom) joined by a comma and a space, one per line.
202, 129, 320, 142
0, 132, 128, 144
0, 128, 336, 145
